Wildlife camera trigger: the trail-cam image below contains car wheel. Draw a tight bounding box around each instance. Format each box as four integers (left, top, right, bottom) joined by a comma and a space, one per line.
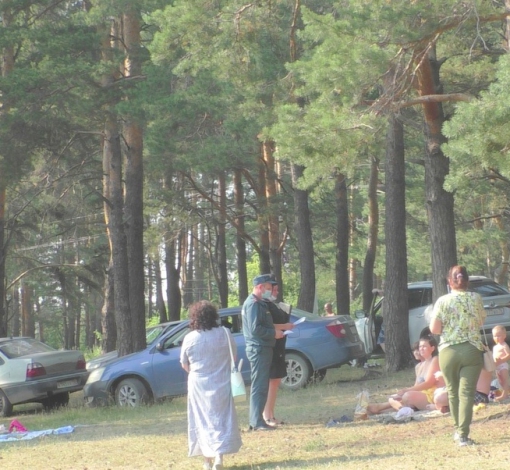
42, 392, 70, 411
309, 368, 327, 384
281, 353, 311, 391
115, 378, 149, 407
0, 389, 13, 417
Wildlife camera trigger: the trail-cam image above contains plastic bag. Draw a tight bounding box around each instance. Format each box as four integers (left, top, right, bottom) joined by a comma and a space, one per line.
354, 390, 370, 421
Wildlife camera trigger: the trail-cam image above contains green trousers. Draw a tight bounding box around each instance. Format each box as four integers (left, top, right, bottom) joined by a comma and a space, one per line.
439, 342, 483, 438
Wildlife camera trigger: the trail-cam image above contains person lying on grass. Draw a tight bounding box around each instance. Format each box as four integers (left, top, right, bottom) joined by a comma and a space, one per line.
367, 336, 440, 415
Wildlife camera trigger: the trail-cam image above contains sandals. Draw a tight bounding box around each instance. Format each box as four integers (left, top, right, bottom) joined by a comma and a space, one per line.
265, 417, 284, 427
203, 460, 213, 470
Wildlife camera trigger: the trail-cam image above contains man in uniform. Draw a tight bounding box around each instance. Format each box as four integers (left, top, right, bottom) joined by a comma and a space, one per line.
242, 274, 283, 431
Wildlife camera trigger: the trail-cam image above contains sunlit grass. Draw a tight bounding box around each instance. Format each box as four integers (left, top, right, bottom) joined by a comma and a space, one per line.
1, 362, 509, 469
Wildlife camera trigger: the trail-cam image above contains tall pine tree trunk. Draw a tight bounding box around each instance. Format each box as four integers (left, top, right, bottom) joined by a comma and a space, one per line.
362, 156, 380, 312
234, 169, 248, 303
417, 49, 457, 299
55, 268, 71, 349
0, 187, 6, 336
104, 113, 133, 356
182, 222, 195, 308
21, 282, 35, 337
196, 223, 206, 300
263, 140, 282, 284
35, 299, 43, 342
349, 187, 357, 302
11, 287, 20, 337
154, 255, 168, 323
335, 173, 350, 316
258, 145, 271, 273
123, 9, 146, 352
384, 112, 412, 371
292, 164, 315, 311
0, 7, 14, 336
217, 172, 229, 307
74, 279, 82, 350
165, 237, 182, 321
494, 216, 509, 286
101, 263, 117, 353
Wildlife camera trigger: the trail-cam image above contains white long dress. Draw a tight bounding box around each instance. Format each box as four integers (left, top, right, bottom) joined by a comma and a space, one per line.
180, 327, 242, 458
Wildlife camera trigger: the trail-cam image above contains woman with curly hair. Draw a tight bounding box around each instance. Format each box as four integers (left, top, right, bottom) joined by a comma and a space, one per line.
180, 301, 242, 470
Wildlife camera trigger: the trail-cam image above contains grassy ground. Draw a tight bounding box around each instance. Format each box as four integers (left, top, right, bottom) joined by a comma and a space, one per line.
0, 362, 508, 469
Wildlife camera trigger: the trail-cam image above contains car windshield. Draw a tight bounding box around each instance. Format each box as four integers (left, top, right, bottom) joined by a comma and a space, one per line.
470, 281, 510, 297
146, 325, 165, 345
145, 321, 181, 346
0, 338, 55, 359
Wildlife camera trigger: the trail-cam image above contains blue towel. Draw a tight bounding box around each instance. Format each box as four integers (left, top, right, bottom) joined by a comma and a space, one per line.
0, 426, 74, 442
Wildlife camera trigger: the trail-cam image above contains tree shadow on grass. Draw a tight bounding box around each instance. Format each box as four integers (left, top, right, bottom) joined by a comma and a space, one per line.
226, 451, 405, 469
331, 368, 384, 384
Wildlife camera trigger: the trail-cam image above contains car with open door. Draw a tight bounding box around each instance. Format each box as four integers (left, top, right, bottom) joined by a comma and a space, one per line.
372, 276, 510, 346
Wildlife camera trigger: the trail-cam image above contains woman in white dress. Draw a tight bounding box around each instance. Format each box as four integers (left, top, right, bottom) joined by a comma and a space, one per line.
180, 301, 242, 470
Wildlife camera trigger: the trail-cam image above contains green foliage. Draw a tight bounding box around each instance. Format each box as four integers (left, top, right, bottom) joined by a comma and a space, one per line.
443, 54, 510, 180
3, 0, 510, 349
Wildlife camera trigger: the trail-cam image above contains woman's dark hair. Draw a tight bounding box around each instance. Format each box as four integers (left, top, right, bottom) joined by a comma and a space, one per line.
419, 334, 439, 356
189, 300, 219, 331
448, 265, 469, 290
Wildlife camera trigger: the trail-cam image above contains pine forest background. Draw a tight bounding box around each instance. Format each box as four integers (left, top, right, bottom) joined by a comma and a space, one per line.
1, 0, 510, 370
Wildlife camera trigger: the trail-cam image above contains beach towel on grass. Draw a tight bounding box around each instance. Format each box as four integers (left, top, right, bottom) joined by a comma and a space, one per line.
0, 425, 74, 442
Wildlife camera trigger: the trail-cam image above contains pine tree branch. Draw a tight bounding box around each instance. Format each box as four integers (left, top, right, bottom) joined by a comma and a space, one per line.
397, 93, 473, 108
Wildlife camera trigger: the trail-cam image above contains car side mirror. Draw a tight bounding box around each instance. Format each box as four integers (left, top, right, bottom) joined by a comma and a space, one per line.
156, 340, 183, 351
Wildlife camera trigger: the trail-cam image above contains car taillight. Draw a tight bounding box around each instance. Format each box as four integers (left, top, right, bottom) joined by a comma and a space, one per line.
26, 362, 47, 378
76, 358, 86, 370
326, 322, 347, 338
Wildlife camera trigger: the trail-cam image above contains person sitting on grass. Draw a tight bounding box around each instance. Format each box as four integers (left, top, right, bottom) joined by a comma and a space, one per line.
428, 370, 449, 413
431, 368, 493, 411
367, 336, 440, 415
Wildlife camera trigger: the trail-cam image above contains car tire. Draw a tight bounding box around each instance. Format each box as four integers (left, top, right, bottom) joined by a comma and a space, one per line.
115, 378, 149, 407
309, 368, 327, 384
0, 389, 13, 417
281, 353, 311, 391
42, 392, 70, 411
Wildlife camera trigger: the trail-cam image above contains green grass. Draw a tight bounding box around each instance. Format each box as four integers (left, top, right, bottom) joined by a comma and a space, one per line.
0, 362, 508, 469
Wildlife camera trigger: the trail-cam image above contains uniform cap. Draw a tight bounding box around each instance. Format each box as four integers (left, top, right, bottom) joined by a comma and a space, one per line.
253, 274, 278, 286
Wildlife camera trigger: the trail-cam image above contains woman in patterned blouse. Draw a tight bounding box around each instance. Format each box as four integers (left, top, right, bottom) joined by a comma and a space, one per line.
430, 265, 486, 447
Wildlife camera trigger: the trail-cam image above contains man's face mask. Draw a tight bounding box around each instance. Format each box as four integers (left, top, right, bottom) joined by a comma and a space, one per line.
261, 288, 272, 300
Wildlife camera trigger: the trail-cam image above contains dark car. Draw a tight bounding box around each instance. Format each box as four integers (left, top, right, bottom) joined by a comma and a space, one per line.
0, 337, 88, 417
83, 306, 365, 408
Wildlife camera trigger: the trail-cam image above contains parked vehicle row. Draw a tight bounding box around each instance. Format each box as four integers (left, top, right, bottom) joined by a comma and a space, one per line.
82, 306, 366, 408
4, 276, 508, 416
